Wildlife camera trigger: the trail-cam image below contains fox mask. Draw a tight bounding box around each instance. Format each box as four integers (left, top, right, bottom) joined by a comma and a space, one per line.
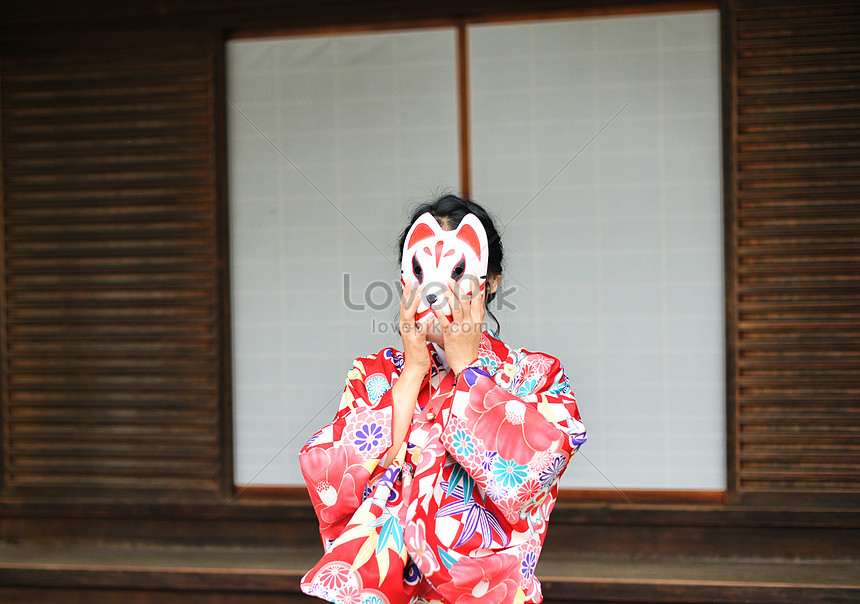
400, 212, 488, 325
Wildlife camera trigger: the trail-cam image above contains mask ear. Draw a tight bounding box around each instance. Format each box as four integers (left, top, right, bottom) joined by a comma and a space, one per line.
404, 212, 442, 251
454, 213, 488, 261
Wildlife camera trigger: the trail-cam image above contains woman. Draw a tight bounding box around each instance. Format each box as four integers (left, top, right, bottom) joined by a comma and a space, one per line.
299, 194, 586, 604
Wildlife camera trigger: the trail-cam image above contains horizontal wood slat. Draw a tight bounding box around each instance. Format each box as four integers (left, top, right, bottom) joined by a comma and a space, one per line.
0, 36, 228, 499
729, 1, 860, 499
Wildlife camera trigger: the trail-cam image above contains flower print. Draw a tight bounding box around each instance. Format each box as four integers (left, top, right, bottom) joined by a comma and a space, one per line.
520, 551, 538, 583
493, 349, 526, 391
485, 480, 508, 501
491, 349, 555, 396
299, 446, 370, 538
492, 457, 528, 490
354, 422, 386, 453
305, 581, 329, 598
365, 374, 391, 404
504, 400, 526, 425
521, 488, 552, 526
524, 353, 553, 373
404, 519, 440, 576
336, 582, 362, 604
481, 451, 497, 473
523, 492, 556, 532
495, 496, 521, 524
444, 553, 520, 604
516, 479, 542, 506
314, 561, 354, 592
343, 408, 391, 460
361, 593, 388, 604
538, 453, 569, 489
464, 379, 561, 466
478, 335, 501, 373
515, 374, 544, 397
528, 449, 553, 473
479, 356, 501, 375
442, 420, 487, 473
450, 428, 475, 457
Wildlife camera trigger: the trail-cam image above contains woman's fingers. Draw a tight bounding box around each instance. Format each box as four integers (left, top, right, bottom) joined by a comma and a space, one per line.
443, 280, 464, 324
438, 279, 484, 333
400, 281, 420, 323
399, 281, 409, 311
471, 287, 485, 325
432, 305, 450, 330
400, 282, 430, 373
448, 278, 482, 326
436, 279, 484, 375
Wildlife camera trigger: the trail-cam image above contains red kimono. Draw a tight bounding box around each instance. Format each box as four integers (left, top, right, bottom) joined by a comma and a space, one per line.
299, 330, 586, 604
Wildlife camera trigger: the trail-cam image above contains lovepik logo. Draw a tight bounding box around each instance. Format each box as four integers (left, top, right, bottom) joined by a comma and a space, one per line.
341, 273, 518, 314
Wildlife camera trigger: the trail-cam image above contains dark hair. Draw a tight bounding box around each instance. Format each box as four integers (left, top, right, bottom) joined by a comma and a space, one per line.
397, 193, 504, 333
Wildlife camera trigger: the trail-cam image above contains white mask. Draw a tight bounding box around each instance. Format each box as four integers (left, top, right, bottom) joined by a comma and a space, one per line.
400, 212, 489, 325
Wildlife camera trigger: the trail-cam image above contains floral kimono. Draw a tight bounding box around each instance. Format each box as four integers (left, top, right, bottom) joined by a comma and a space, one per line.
299, 330, 586, 604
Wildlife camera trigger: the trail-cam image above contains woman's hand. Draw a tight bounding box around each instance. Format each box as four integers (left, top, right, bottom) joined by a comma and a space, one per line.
434, 278, 485, 376
383, 281, 430, 468
398, 281, 431, 377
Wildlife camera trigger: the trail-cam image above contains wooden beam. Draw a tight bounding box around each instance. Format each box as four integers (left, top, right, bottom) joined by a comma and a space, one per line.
457, 22, 472, 199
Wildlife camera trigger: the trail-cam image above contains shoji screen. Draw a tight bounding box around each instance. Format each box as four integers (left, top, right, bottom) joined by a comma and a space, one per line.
227, 30, 459, 485
469, 11, 724, 489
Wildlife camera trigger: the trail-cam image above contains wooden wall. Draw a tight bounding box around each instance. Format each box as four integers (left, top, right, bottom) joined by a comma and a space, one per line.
0, 0, 857, 554
723, 0, 860, 506
0, 29, 232, 503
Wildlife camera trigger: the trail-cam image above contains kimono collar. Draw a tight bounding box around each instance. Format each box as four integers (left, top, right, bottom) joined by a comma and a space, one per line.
428, 342, 450, 373
425, 328, 502, 375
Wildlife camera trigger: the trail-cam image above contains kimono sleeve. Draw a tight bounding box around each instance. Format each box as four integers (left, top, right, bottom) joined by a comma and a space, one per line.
298, 354, 397, 541
439, 355, 586, 517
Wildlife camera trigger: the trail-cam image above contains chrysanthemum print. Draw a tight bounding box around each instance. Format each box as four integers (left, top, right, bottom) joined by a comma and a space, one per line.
299, 332, 585, 604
